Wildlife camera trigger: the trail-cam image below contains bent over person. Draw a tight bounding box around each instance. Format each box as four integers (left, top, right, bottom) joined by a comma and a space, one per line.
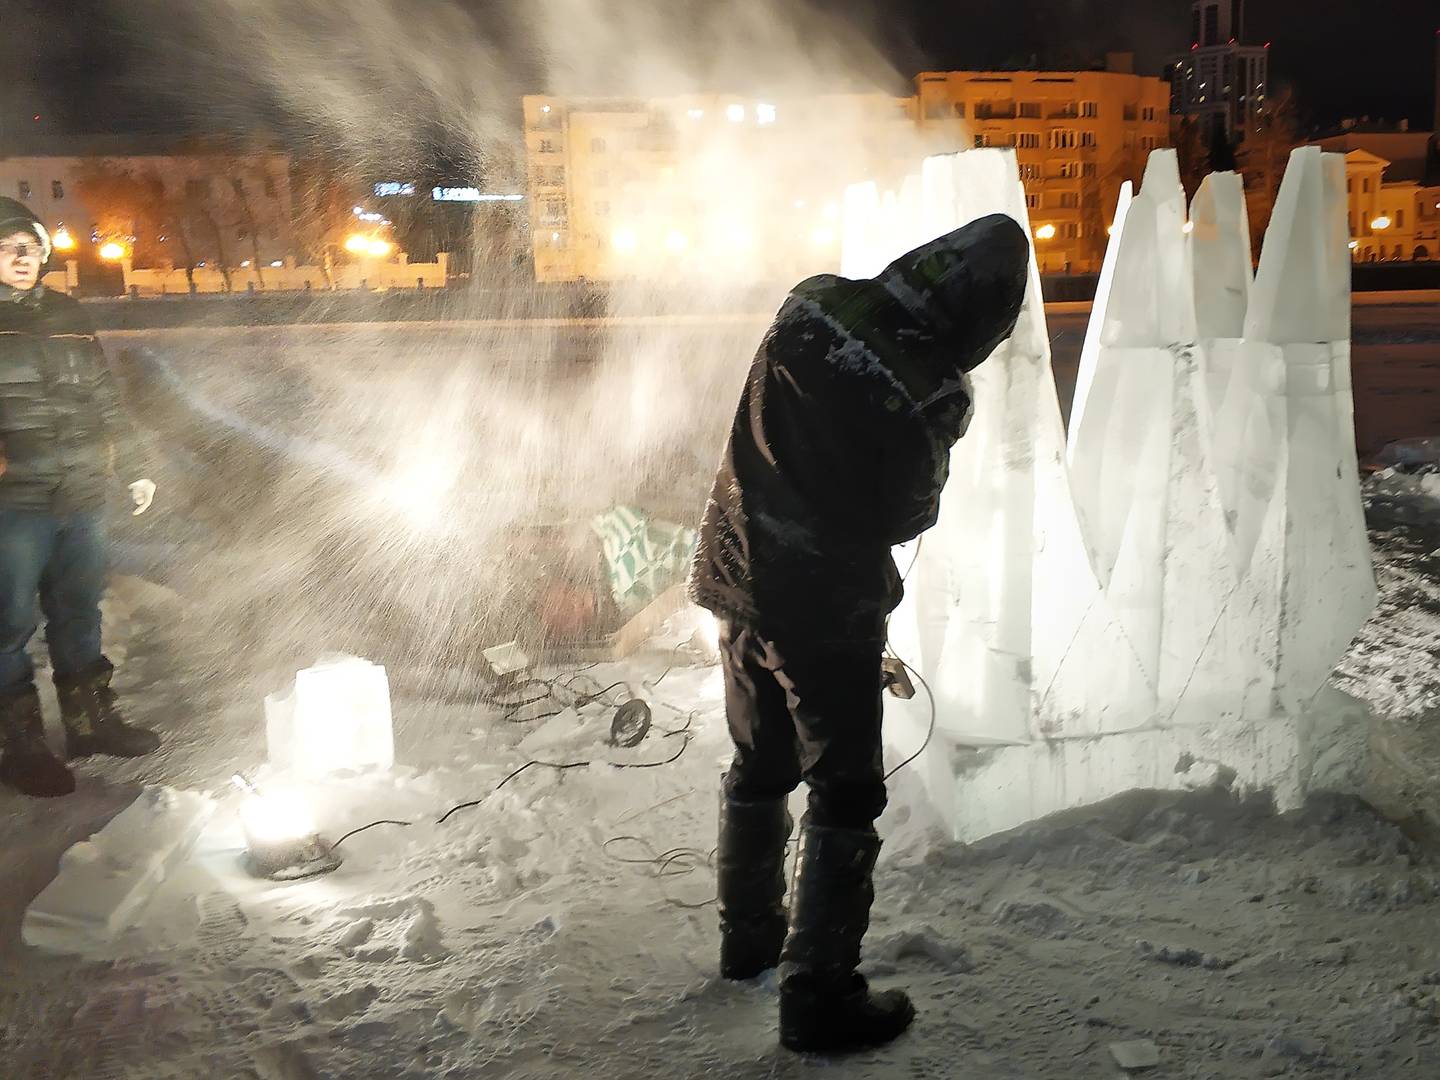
0, 197, 160, 798
689, 214, 1029, 1054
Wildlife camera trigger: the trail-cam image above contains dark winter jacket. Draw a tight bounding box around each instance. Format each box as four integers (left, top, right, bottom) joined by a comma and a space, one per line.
689, 213, 1029, 644
0, 284, 145, 513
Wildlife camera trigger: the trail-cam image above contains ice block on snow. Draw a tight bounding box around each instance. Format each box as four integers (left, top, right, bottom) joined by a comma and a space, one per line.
265, 656, 395, 778
23, 785, 215, 953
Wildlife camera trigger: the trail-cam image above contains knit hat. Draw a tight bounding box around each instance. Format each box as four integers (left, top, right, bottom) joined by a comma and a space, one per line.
0, 197, 53, 262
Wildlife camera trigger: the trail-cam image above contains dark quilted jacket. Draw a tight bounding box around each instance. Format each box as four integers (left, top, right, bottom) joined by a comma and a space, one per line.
688, 214, 1029, 645
0, 285, 143, 512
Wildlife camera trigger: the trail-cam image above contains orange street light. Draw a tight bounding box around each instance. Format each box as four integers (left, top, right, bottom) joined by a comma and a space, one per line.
52, 227, 76, 252
98, 241, 127, 261
1370, 215, 1392, 231
1035, 223, 1057, 241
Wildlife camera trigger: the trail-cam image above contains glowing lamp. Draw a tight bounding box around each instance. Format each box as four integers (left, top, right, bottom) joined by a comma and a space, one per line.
664, 230, 688, 252
1348, 240, 1359, 251
1035, 223, 1057, 241
264, 656, 395, 779
52, 227, 75, 252
344, 233, 371, 254
98, 241, 127, 261
612, 228, 638, 252
270, 259, 283, 267
1182, 221, 1195, 235
756, 103, 777, 125
232, 775, 341, 880
726, 103, 746, 123
366, 238, 393, 258
689, 610, 721, 664
1370, 216, 1391, 231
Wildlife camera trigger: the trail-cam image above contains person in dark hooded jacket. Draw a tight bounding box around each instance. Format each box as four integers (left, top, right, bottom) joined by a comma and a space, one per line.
689, 213, 1029, 1054
0, 197, 160, 799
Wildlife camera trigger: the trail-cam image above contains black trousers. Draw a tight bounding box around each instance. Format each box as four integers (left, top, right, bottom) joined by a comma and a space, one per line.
720, 621, 887, 829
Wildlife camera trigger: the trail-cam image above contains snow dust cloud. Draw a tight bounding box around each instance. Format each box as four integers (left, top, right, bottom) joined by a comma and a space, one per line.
107, 1, 962, 694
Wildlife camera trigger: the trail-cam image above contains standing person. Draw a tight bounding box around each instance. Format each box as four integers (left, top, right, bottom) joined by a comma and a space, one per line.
690, 214, 1029, 1054
0, 197, 160, 798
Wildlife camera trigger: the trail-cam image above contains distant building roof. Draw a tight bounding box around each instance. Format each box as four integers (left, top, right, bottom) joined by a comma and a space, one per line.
0, 133, 286, 160
1311, 132, 1434, 183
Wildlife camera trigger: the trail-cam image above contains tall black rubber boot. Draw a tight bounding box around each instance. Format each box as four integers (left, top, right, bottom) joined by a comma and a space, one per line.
0, 684, 76, 798
55, 659, 160, 760
717, 794, 792, 980
778, 822, 914, 1054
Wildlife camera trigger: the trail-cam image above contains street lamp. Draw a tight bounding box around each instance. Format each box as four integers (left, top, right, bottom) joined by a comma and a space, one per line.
98, 241, 127, 261
1371, 215, 1392, 231
52, 227, 75, 252
1035, 223, 1057, 241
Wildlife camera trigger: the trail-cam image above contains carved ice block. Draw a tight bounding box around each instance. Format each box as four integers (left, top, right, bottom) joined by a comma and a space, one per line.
265, 656, 395, 778
23, 786, 215, 953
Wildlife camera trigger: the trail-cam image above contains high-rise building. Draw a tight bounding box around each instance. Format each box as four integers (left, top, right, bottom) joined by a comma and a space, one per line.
1166, 1, 1269, 142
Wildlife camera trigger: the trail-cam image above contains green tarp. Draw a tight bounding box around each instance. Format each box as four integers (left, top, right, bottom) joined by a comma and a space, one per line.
591, 506, 698, 617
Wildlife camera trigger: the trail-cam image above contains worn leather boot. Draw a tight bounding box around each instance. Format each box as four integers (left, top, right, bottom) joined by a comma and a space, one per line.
717, 794, 792, 980
778, 822, 915, 1053
0, 684, 76, 797
55, 660, 160, 760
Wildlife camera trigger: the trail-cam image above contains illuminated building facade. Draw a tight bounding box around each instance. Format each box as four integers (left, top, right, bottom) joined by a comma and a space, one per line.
524, 64, 1169, 282
914, 63, 1171, 274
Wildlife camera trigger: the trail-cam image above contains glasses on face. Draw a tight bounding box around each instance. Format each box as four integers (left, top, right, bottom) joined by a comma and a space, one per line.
0, 241, 43, 260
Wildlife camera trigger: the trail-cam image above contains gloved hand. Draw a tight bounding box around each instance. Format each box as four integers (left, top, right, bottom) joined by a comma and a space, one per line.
129, 479, 156, 516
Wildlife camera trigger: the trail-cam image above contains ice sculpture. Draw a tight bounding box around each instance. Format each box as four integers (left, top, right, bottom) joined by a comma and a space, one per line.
265, 656, 395, 777
854, 146, 1375, 838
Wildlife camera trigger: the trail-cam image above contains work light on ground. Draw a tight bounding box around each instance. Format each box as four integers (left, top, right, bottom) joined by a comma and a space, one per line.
232, 775, 342, 881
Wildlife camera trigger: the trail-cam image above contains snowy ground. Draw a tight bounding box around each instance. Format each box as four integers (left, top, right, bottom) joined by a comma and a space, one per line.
1, 477, 1439, 1079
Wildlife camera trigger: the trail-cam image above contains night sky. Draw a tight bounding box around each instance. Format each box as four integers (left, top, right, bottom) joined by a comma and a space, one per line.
6, 0, 1437, 144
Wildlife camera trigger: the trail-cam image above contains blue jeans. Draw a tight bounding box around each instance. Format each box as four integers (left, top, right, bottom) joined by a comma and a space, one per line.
0, 509, 107, 694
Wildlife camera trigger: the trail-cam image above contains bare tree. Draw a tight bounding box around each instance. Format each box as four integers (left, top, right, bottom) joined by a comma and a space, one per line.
1236, 89, 1302, 259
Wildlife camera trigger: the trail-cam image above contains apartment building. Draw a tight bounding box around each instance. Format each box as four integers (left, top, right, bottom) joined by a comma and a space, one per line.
524, 64, 1169, 282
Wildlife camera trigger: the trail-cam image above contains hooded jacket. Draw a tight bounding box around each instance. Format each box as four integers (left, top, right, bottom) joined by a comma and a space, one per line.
688, 213, 1029, 644
0, 200, 144, 512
